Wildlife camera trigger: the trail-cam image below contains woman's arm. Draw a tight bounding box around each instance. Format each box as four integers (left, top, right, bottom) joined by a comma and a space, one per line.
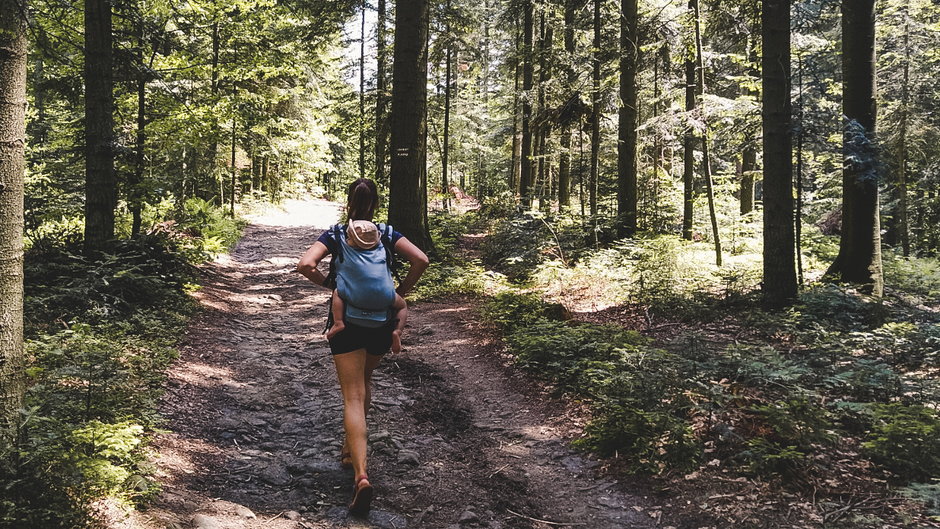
394, 237, 430, 297
297, 241, 331, 288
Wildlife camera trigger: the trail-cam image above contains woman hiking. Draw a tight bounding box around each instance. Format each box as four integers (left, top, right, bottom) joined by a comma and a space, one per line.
297, 178, 429, 515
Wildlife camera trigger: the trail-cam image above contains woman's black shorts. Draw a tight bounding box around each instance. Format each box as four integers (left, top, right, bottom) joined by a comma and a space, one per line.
328, 319, 398, 356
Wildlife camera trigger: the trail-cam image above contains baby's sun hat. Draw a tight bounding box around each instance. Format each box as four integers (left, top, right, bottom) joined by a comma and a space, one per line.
346, 220, 380, 250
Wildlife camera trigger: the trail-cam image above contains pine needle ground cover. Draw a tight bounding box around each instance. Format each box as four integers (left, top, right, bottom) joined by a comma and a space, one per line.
436, 208, 940, 528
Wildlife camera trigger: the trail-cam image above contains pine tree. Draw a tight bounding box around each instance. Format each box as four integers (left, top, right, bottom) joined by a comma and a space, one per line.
761, 0, 798, 306
389, 0, 433, 250
0, 0, 27, 441
826, 0, 883, 295
617, 0, 639, 236
84, 0, 117, 250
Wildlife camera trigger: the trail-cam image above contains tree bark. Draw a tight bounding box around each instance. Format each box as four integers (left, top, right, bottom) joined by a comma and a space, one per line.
761, 0, 797, 307
84, 0, 116, 251
537, 12, 553, 210
617, 0, 639, 236
898, 17, 910, 256
510, 23, 521, 194
740, 34, 758, 215
230, 69, 237, 218
131, 17, 146, 237
443, 5, 452, 212
375, 0, 389, 186
796, 52, 805, 284
389, 0, 433, 250
520, 0, 535, 207
651, 43, 665, 226
557, 0, 576, 211
740, 150, 756, 214
682, 57, 695, 240
359, 0, 366, 181
208, 19, 220, 202
826, 0, 883, 296
589, 0, 600, 222
0, 0, 27, 442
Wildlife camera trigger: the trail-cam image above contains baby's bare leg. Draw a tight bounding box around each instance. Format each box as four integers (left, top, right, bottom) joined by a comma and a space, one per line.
390, 294, 407, 354
327, 289, 346, 339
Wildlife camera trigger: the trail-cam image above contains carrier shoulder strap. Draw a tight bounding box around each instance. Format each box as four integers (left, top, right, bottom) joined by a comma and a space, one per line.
324, 224, 345, 289
378, 223, 399, 279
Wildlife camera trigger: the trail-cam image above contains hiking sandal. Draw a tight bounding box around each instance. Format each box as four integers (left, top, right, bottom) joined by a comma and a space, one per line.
348, 474, 373, 516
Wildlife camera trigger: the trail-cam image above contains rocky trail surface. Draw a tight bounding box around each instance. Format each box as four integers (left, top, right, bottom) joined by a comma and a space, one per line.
133, 199, 674, 529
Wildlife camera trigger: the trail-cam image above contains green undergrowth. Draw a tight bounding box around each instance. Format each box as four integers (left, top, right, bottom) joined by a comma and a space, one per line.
484, 286, 940, 488
481, 210, 771, 316
410, 211, 501, 301
483, 292, 702, 473
1, 200, 245, 528
449, 209, 940, 522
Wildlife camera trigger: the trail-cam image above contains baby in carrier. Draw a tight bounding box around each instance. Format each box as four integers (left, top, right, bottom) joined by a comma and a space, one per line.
326, 220, 407, 350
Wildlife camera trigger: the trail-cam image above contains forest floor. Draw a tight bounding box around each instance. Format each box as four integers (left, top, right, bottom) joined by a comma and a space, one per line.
122, 198, 686, 529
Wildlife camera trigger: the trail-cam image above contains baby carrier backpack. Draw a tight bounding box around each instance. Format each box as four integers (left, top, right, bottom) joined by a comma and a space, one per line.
324, 223, 398, 329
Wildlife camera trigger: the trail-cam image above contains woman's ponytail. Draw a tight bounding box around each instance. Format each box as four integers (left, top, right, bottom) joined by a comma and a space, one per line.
346, 178, 379, 221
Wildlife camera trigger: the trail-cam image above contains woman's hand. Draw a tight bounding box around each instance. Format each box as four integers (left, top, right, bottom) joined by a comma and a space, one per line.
391, 329, 402, 354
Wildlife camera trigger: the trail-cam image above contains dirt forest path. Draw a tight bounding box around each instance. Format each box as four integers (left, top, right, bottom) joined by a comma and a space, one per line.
137, 198, 670, 529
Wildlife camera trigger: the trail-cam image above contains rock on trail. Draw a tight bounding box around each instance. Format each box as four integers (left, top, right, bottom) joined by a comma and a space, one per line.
127, 198, 666, 529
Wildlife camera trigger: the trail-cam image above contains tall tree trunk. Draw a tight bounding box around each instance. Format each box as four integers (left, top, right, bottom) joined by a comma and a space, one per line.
131, 17, 146, 237
826, 0, 883, 296
795, 52, 805, 284
740, 34, 758, 215
359, 0, 366, 181
740, 150, 756, 214
520, 0, 535, 207
557, 0, 576, 211
762, 0, 797, 307
250, 133, 259, 193
617, 0, 639, 236
579, 121, 585, 217
456, 49, 465, 193
230, 57, 237, 219
262, 155, 269, 195
33, 29, 47, 147
389, 0, 432, 250
375, 0, 389, 186
84, 0, 116, 251
589, 0, 600, 224
651, 43, 665, 226
692, 0, 721, 265
0, 0, 27, 442
208, 19, 220, 203
480, 0, 491, 201
535, 11, 545, 208
898, 16, 910, 256
510, 24, 521, 194
681, 58, 695, 240
535, 11, 552, 210
442, 27, 452, 212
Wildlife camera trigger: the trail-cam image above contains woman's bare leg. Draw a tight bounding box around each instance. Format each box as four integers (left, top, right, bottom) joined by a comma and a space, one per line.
333, 349, 382, 479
